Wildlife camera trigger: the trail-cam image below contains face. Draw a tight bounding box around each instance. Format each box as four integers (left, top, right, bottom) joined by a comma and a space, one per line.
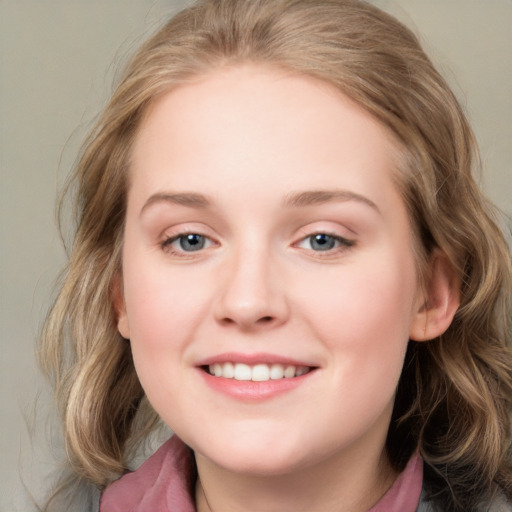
118, 66, 424, 476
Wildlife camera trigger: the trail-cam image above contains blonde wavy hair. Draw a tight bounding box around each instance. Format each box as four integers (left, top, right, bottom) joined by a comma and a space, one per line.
40, 0, 512, 510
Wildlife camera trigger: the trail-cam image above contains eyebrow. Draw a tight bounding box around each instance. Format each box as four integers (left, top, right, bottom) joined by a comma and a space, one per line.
283, 190, 379, 212
140, 188, 379, 216
140, 192, 211, 215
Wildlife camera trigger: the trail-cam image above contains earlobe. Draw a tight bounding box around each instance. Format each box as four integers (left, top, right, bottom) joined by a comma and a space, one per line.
111, 273, 130, 339
409, 249, 460, 342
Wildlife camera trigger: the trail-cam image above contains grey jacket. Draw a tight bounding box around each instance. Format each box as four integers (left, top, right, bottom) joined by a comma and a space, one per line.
417, 489, 512, 512
83, 480, 512, 512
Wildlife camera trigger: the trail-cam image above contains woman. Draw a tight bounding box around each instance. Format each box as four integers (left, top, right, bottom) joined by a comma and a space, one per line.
40, 1, 512, 510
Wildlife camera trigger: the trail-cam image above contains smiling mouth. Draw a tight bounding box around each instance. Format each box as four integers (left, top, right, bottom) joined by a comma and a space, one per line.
204, 362, 313, 382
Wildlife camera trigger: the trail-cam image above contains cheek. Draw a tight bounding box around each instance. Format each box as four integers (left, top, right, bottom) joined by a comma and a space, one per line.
304, 259, 416, 438
121, 253, 218, 385
123, 247, 207, 333
123, 273, 197, 421
301, 250, 417, 382
310, 255, 415, 328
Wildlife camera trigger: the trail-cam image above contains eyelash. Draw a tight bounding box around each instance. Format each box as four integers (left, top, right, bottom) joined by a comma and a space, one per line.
161, 232, 215, 256
295, 232, 355, 256
160, 231, 355, 258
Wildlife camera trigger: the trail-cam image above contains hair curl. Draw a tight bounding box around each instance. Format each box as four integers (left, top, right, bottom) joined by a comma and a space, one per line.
40, 1, 512, 510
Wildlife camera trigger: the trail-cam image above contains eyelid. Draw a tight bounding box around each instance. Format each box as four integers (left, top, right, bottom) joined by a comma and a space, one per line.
163, 233, 214, 249
297, 232, 354, 248
159, 225, 219, 257
293, 222, 355, 242
304, 231, 352, 242
292, 226, 356, 258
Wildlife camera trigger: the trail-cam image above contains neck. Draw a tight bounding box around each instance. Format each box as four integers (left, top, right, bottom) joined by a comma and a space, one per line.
195, 446, 397, 512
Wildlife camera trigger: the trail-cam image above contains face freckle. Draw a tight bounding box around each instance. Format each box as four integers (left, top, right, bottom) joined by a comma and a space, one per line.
118, 65, 422, 479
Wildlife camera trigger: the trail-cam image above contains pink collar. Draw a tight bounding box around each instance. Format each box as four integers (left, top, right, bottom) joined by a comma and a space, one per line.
100, 436, 423, 512
368, 453, 423, 511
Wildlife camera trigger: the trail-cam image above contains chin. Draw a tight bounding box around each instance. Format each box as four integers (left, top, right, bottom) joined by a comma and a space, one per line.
211, 449, 308, 477
191, 427, 315, 476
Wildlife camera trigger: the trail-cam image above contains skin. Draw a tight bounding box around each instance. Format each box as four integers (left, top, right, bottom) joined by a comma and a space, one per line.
116, 65, 459, 512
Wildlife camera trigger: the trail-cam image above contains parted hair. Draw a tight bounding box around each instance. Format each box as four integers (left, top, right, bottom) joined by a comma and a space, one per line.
40, 1, 512, 510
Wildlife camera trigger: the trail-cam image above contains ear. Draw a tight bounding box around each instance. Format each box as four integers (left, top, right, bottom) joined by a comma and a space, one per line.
111, 273, 130, 339
409, 249, 460, 342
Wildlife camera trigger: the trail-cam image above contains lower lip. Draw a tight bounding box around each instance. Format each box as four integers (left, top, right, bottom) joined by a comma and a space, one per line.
199, 369, 315, 401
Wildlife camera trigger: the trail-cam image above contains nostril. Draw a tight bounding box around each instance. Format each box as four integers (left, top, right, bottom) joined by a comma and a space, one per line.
259, 316, 273, 323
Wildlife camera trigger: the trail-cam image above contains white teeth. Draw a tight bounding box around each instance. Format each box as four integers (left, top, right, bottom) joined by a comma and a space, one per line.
234, 363, 252, 381
207, 362, 311, 381
223, 362, 234, 379
251, 364, 270, 382
270, 364, 284, 380
284, 365, 295, 378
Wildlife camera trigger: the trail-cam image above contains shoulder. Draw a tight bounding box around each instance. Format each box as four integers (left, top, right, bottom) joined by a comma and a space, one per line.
487, 492, 512, 512
417, 489, 512, 512
100, 436, 196, 512
43, 478, 102, 512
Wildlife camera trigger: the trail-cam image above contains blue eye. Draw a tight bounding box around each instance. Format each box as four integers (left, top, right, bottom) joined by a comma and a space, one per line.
309, 234, 337, 251
178, 234, 206, 251
298, 233, 353, 252
163, 233, 210, 253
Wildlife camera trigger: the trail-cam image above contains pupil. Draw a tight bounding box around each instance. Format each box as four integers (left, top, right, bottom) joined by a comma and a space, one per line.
311, 234, 335, 251
180, 234, 204, 251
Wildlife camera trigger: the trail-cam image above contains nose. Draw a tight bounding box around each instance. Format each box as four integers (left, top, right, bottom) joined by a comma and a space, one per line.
214, 245, 290, 331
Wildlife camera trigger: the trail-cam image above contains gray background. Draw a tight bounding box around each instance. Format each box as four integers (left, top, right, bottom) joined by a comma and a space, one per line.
1, 1, 511, 510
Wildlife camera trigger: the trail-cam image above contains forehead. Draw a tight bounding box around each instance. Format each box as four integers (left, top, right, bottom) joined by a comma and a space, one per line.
129, 65, 403, 213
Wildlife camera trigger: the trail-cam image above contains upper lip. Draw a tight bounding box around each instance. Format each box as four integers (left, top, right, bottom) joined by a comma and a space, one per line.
195, 352, 319, 368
